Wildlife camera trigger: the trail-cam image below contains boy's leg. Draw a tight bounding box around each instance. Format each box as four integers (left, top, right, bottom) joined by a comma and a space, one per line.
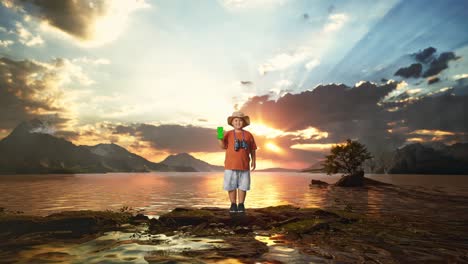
238, 189, 246, 203
238, 170, 250, 204
228, 190, 237, 203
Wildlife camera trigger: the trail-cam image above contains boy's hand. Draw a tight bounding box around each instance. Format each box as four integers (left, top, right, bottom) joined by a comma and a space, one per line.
217, 126, 224, 139
251, 160, 256, 171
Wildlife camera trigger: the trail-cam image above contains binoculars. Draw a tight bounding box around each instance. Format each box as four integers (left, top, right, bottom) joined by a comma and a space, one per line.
234, 139, 249, 151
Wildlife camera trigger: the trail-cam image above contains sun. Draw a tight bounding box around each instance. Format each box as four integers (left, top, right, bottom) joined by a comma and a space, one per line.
265, 142, 283, 154
249, 123, 285, 138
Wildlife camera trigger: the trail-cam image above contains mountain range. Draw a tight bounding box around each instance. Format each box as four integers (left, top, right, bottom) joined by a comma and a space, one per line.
301, 143, 468, 175
160, 153, 223, 172
0, 119, 212, 174
386, 142, 468, 174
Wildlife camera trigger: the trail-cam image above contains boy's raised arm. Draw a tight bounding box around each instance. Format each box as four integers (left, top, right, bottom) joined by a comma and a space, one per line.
218, 139, 226, 149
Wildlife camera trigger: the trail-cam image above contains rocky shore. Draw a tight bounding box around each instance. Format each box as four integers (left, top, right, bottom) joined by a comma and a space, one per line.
1, 202, 467, 263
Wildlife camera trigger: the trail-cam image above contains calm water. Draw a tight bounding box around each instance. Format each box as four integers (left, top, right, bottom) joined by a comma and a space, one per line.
0, 172, 467, 217
2, 172, 468, 263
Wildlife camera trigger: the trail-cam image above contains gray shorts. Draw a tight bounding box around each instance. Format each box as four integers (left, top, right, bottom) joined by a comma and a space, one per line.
223, 170, 251, 191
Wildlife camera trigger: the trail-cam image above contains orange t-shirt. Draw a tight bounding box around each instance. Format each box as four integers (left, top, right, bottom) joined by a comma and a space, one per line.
223, 129, 257, 170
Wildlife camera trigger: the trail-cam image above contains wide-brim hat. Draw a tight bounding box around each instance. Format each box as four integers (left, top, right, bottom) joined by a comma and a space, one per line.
227, 111, 250, 127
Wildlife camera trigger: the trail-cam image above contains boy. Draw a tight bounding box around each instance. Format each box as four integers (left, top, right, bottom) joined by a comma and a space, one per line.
218, 111, 257, 213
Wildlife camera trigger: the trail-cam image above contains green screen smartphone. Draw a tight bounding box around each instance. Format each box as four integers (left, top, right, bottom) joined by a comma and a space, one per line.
217, 127, 224, 139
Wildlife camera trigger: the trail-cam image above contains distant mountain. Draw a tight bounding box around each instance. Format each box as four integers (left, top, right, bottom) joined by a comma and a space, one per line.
387, 143, 468, 174
81, 143, 170, 172
256, 167, 298, 172
301, 142, 468, 175
301, 160, 326, 173
160, 153, 223, 172
0, 119, 194, 174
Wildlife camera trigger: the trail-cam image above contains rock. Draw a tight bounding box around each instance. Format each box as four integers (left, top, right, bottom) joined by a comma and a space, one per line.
212, 236, 268, 258
233, 226, 252, 234
130, 213, 149, 224
0, 210, 132, 237
309, 179, 329, 187
334, 170, 365, 187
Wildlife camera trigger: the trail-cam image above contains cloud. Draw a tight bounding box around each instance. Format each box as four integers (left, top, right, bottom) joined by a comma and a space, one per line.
414, 47, 436, 63
257, 11, 347, 76
113, 124, 220, 153
0, 56, 96, 133
423, 52, 459, 77
305, 59, 320, 71
107, 122, 321, 167
275, 79, 291, 89
453, 73, 468, 80
0, 57, 63, 130
240, 82, 397, 131
427, 77, 440, 85
258, 49, 311, 75
323, 13, 348, 33
72, 57, 111, 65
0, 39, 14, 47
15, 22, 44, 46
220, 0, 286, 10
3, 0, 149, 45
394, 63, 422, 78
239, 82, 416, 154
389, 93, 468, 135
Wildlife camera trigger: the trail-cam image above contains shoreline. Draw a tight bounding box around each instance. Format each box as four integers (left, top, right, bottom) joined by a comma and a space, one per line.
1, 200, 467, 263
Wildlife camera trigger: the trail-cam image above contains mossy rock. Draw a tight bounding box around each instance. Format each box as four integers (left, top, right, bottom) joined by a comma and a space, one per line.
281, 219, 330, 234
158, 208, 216, 226
0, 210, 133, 236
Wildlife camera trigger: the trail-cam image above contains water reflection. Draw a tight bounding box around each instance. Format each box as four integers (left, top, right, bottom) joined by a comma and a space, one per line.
0, 172, 467, 218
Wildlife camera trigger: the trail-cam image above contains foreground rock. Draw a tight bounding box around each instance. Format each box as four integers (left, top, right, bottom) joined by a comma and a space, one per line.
0, 209, 141, 249
147, 205, 467, 263
1, 204, 466, 263
147, 205, 352, 261
149, 205, 349, 236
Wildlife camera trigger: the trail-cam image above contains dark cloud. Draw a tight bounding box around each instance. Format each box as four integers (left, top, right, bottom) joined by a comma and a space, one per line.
414, 47, 436, 63
113, 125, 137, 136
423, 52, 459, 77
240, 82, 396, 132
427, 77, 440, 85
390, 93, 468, 134
113, 124, 219, 153
394, 63, 422, 78
0, 57, 69, 132
453, 77, 468, 95
391, 48, 461, 88
238, 81, 467, 155
11, 0, 109, 40
109, 122, 327, 167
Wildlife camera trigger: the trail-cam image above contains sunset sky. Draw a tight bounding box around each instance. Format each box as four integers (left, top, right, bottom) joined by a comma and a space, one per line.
1, 0, 467, 169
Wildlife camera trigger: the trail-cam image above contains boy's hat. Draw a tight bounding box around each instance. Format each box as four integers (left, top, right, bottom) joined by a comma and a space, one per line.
227, 111, 250, 127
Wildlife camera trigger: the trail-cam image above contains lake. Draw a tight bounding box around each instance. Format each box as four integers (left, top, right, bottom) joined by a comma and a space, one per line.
1, 172, 468, 263
1, 172, 467, 217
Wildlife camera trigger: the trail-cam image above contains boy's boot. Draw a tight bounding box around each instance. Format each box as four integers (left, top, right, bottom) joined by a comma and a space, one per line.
229, 203, 237, 213
237, 203, 245, 213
